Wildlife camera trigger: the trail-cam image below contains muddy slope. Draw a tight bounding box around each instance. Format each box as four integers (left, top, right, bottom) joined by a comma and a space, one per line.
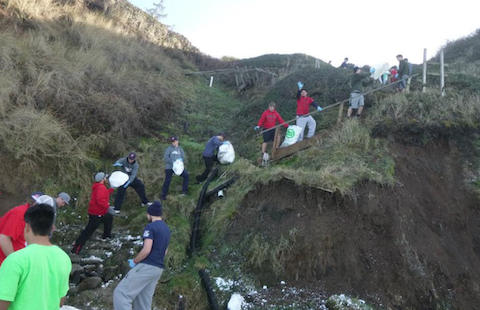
229, 140, 480, 309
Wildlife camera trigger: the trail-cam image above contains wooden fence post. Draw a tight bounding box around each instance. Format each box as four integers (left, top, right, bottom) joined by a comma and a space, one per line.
422, 48, 427, 93
271, 127, 280, 160
336, 101, 344, 127
440, 50, 445, 97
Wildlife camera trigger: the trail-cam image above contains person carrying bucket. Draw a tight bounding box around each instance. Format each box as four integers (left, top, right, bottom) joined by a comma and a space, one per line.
295, 82, 322, 141
161, 136, 189, 200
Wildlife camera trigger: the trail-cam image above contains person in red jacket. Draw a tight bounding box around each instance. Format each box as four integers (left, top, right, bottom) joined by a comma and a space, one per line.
71, 172, 114, 254
255, 102, 289, 156
0, 192, 43, 267
295, 81, 322, 141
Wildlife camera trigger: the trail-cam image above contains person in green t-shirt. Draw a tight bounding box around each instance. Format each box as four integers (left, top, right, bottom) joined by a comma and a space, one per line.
0, 204, 72, 310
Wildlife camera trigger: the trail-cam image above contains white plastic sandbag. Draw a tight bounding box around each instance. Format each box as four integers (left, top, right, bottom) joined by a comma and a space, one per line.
109, 171, 129, 188
280, 125, 302, 147
371, 63, 390, 80
173, 159, 185, 176
218, 141, 235, 164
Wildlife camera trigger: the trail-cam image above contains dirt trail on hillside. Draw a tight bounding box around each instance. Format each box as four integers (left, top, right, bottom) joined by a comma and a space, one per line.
229, 139, 480, 309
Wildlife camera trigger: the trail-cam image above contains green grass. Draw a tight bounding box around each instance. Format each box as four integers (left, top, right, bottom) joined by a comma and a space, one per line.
368, 92, 480, 134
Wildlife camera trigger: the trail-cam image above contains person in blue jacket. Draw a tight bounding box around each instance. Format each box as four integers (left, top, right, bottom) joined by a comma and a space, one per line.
195, 133, 225, 183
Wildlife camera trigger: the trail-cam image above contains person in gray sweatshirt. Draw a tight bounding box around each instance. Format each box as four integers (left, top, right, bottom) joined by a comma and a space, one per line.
113, 152, 151, 214
161, 136, 189, 200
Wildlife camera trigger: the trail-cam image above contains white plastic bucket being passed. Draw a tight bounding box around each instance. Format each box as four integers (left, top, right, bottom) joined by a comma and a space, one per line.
172, 159, 185, 176
109, 171, 129, 188
218, 141, 235, 164
280, 125, 302, 148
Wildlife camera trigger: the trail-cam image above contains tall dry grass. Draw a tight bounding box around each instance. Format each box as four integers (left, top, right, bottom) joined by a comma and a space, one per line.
0, 0, 193, 199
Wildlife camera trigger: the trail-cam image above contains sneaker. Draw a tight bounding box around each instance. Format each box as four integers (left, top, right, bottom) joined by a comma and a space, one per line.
160, 196, 167, 201
114, 210, 121, 214
142, 202, 153, 207
102, 234, 116, 241
181, 192, 188, 197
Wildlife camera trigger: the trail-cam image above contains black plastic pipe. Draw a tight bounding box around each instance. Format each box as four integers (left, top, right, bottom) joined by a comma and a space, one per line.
199, 269, 219, 310
189, 167, 218, 256
204, 178, 236, 198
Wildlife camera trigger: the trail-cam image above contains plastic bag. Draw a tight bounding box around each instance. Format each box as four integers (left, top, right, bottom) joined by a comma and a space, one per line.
173, 159, 185, 176
370, 63, 390, 80
280, 125, 302, 147
218, 141, 235, 164
109, 171, 129, 188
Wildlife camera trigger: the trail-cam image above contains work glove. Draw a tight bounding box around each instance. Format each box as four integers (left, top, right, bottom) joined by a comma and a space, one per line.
123, 181, 130, 188
254, 126, 260, 131
113, 162, 123, 167
395, 73, 399, 79
370, 67, 376, 73
297, 81, 304, 90
128, 259, 137, 268
317, 106, 323, 112
222, 141, 228, 145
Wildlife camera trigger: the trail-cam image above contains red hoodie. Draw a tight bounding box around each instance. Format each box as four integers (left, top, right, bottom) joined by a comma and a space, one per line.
88, 182, 114, 216
258, 109, 289, 129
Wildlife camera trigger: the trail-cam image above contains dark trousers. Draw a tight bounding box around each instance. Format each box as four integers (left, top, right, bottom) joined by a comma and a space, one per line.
114, 177, 148, 211
162, 169, 189, 198
196, 156, 215, 182
72, 213, 113, 253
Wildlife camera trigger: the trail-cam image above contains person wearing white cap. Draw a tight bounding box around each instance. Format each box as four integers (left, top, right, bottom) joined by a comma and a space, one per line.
0, 191, 44, 266
71, 172, 114, 254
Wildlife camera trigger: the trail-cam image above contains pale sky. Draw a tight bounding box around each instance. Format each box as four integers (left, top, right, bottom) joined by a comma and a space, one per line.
128, 0, 480, 67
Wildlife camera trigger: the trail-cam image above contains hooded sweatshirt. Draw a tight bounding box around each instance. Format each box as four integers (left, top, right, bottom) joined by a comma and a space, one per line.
88, 182, 114, 216
258, 109, 289, 129
114, 157, 139, 183
164, 145, 186, 170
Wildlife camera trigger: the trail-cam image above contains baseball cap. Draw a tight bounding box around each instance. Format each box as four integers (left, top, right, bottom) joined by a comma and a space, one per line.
35, 195, 55, 207
31, 191, 44, 200
95, 172, 108, 182
58, 192, 70, 205
128, 152, 136, 160
170, 136, 178, 142
147, 201, 163, 216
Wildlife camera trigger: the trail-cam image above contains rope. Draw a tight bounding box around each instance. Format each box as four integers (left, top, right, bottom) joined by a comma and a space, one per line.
259, 74, 419, 134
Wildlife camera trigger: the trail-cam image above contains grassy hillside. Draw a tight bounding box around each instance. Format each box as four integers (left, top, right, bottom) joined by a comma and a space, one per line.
2, 1, 480, 309
0, 0, 202, 203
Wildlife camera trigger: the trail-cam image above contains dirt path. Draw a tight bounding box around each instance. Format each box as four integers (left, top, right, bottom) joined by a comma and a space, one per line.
228, 139, 480, 309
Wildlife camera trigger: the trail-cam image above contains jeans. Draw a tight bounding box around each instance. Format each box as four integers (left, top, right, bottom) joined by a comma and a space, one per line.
161, 169, 189, 198
114, 177, 149, 211
196, 156, 215, 182
72, 213, 113, 254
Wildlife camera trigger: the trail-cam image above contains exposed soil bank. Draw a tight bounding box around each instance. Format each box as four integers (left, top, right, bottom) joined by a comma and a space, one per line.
229, 139, 480, 309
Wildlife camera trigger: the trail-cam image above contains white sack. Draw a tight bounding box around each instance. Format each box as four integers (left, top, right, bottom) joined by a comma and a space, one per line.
109, 171, 129, 188
227, 293, 245, 310
173, 159, 185, 176
218, 141, 235, 164
371, 63, 390, 80
280, 125, 302, 148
